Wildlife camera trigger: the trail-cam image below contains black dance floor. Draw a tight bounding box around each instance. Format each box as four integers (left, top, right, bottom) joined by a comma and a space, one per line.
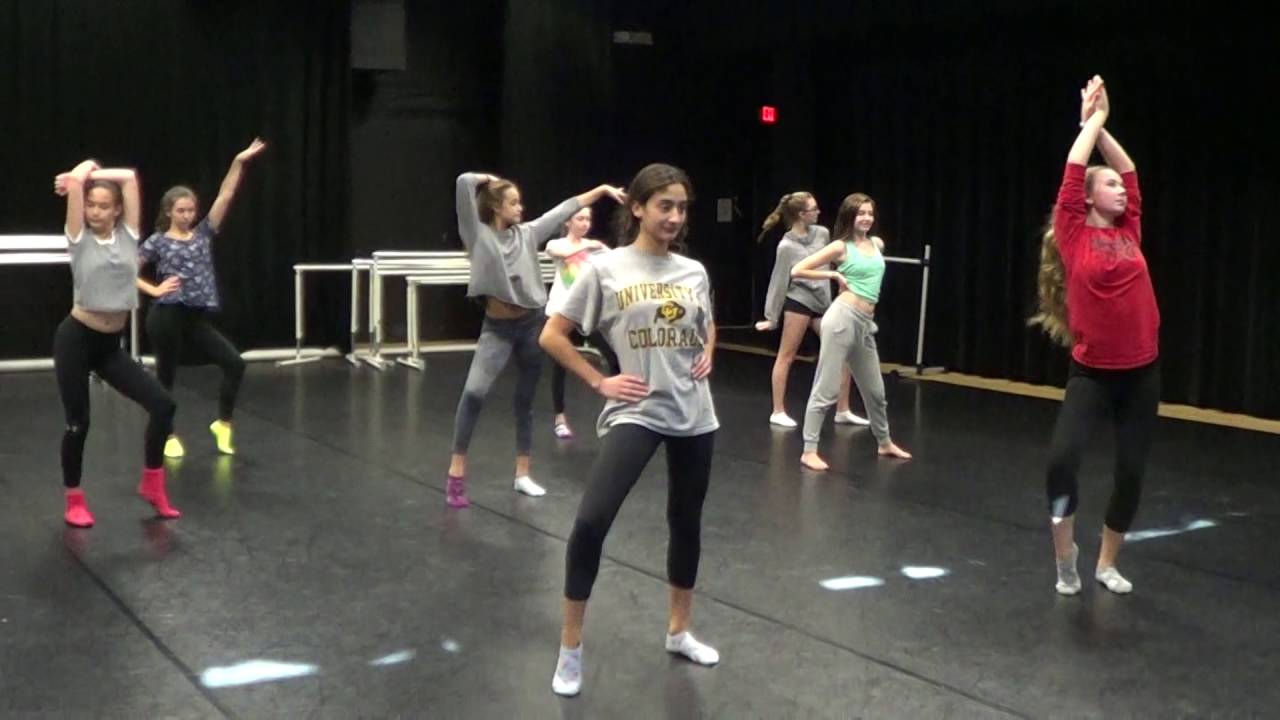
2, 349, 1277, 718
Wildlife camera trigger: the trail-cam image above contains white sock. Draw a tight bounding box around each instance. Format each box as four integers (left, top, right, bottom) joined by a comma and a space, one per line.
834, 410, 870, 425
1055, 543, 1081, 596
514, 475, 547, 497
769, 412, 797, 428
551, 645, 582, 696
665, 631, 719, 666
1095, 566, 1133, 594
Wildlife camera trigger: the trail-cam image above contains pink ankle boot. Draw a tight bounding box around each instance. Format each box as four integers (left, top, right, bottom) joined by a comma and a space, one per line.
138, 467, 181, 519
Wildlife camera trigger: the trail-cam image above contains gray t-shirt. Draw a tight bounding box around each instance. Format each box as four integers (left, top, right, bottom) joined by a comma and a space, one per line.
762, 225, 831, 324
67, 223, 140, 312
455, 173, 581, 309
557, 245, 719, 437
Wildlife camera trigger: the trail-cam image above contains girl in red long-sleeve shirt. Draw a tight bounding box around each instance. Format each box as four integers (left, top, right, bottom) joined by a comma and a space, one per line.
1031, 76, 1159, 596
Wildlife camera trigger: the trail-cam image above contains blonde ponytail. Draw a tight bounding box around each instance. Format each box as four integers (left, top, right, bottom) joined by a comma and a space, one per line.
756, 191, 813, 243
1028, 221, 1073, 347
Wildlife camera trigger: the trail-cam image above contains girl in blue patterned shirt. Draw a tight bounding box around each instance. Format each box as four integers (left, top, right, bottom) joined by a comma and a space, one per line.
138, 138, 266, 458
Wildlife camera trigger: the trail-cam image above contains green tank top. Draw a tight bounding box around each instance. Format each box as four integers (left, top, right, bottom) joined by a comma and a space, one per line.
836, 239, 885, 304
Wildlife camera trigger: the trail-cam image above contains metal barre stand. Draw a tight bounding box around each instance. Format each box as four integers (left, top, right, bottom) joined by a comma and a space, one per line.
277, 263, 356, 367
393, 253, 598, 372
363, 252, 467, 370
271, 249, 608, 374
885, 244, 944, 377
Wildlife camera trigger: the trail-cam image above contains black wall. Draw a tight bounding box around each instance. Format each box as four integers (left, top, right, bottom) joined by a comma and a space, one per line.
1, 1, 350, 357
4, 1, 1277, 419
348, 0, 503, 342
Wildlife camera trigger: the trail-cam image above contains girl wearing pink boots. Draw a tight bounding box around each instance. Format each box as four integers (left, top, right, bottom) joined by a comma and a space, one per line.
53, 159, 181, 526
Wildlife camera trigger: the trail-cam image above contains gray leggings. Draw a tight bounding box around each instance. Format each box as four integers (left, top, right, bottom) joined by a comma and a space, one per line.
803, 301, 890, 452
451, 312, 545, 455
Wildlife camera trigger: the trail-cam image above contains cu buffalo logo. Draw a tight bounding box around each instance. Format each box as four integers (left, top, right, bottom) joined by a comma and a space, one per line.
654, 300, 687, 324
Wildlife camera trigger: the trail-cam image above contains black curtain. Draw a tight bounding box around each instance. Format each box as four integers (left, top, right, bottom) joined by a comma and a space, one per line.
500, 0, 614, 220
348, 0, 503, 344
0, 0, 350, 357
798, 8, 1280, 419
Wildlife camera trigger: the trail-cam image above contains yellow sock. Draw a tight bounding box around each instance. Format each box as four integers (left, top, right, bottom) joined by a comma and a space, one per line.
209, 421, 236, 455
163, 435, 185, 459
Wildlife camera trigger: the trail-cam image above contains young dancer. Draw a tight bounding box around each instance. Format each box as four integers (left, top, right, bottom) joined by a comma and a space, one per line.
791, 193, 912, 471
544, 206, 620, 439
445, 172, 625, 506
138, 138, 267, 458
755, 191, 864, 427
541, 163, 720, 697
52, 160, 179, 526
1031, 76, 1158, 596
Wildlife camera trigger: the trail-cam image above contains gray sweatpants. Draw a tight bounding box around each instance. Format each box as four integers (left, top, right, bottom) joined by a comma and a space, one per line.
451, 311, 545, 455
803, 301, 891, 452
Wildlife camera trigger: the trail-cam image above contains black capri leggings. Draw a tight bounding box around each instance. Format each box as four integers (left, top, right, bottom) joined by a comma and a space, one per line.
1046, 359, 1159, 533
551, 330, 620, 415
564, 424, 715, 601
54, 315, 175, 488
147, 304, 245, 421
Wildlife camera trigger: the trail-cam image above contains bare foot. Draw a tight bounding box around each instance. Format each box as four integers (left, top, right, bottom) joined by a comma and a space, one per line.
800, 452, 829, 471
877, 442, 912, 459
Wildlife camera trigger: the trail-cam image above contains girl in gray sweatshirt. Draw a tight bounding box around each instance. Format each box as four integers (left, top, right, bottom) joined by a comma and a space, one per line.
444, 172, 624, 508
754, 191, 865, 429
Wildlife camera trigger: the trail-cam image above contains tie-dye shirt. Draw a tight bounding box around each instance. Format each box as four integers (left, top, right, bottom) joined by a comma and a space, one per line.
545, 239, 610, 317
139, 217, 221, 309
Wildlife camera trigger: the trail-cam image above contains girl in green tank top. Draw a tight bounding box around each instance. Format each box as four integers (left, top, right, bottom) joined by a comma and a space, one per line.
789, 192, 912, 471
836, 237, 887, 304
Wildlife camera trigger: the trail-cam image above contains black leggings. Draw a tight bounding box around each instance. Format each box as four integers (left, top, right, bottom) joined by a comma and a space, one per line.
54, 316, 175, 488
551, 330, 620, 415
564, 424, 715, 601
147, 304, 245, 421
1046, 360, 1159, 533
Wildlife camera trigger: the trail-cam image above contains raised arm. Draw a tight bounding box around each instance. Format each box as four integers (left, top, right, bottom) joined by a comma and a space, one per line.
1087, 85, 1134, 174
525, 185, 625, 243
57, 159, 97, 239
1068, 75, 1108, 166
575, 184, 626, 210
1094, 129, 1134, 174
85, 167, 141, 234
455, 172, 494, 252
207, 138, 267, 232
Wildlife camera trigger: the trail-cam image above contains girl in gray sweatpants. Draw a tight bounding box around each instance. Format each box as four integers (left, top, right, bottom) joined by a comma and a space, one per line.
789, 192, 912, 471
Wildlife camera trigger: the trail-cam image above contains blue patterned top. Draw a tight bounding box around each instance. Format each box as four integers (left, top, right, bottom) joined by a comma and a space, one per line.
140, 217, 221, 309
